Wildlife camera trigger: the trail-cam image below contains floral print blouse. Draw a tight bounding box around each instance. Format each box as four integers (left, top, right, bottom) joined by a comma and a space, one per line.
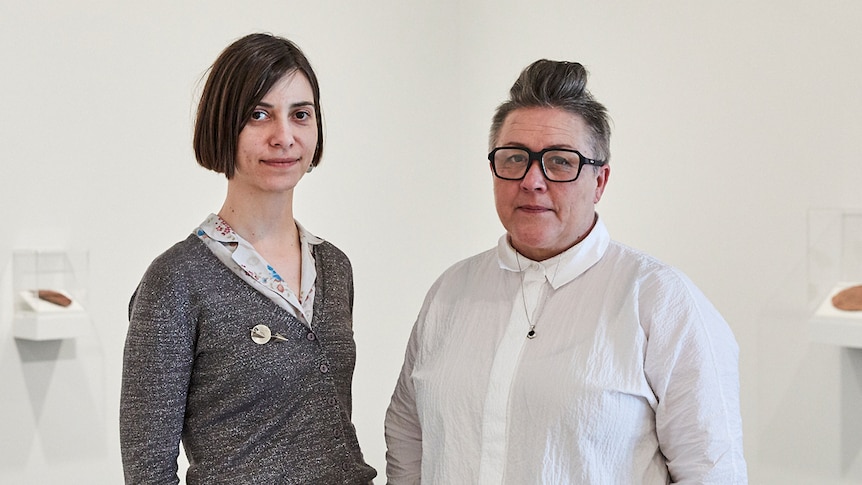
195, 213, 322, 327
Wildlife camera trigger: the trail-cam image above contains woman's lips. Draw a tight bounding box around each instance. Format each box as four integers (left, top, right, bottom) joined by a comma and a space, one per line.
261, 158, 299, 166
519, 204, 552, 213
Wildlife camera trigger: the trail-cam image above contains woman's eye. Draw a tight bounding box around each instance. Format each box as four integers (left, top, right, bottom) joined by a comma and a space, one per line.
250, 110, 268, 121
295, 110, 312, 121
507, 154, 526, 164
548, 156, 572, 167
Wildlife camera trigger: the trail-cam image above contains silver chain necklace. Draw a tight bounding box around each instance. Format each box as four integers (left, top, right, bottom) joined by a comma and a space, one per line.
515, 252, 562, 339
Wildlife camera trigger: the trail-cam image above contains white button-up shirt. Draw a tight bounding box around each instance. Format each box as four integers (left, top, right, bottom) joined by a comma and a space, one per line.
385, 218, 747, 484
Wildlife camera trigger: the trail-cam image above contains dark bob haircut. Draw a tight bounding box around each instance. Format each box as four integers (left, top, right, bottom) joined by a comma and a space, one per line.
194, 33, 324, 178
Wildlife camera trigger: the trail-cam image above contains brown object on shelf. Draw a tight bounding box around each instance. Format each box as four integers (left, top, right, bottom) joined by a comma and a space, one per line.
36, 289, 73, 307
832, 285, 862, 311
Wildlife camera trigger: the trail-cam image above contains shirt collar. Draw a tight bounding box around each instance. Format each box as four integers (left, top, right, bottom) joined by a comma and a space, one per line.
198, 213, 324, 246
497, 215, 610, 289
295, 220, 324, 246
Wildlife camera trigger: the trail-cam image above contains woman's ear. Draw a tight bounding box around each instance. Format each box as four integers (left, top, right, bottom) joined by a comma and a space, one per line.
593, 164, 610, 204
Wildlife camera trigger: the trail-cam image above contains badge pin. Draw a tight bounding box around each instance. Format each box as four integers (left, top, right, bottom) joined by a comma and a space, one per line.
250, 324, 288, 344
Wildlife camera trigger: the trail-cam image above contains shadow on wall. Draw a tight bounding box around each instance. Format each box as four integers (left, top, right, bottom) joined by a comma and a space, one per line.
756, 253, 862, 479
842, 349, 862, 474
0, 334, 106, 474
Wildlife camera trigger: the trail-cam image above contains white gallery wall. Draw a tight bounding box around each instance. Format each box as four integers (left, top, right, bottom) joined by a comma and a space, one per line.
2, 1, 862, 483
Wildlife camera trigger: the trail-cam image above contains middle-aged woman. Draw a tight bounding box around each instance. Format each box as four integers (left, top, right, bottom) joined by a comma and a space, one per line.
385, 59, 747, 484
120, 33, 376, 484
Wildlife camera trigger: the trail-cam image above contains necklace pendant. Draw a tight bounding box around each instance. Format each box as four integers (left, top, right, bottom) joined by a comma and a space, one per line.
527, 328, 536, 339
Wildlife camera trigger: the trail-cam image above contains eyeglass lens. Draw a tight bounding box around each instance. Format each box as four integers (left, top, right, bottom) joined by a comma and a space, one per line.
492, 148, 581, 181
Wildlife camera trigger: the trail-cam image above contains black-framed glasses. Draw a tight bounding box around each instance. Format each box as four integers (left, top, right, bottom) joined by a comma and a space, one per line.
488, 147, 606, 182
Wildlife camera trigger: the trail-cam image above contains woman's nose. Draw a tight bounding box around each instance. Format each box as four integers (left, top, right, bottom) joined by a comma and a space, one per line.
269, 118, 295, 148
520, 160, 548, 191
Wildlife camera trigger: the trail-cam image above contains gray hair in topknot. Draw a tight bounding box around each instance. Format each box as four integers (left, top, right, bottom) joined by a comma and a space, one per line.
489, 59, 611, 163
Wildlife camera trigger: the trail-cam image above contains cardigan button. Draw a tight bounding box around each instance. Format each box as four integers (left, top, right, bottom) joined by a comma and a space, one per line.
319, 364, 329, 373
306, 332, 316, 341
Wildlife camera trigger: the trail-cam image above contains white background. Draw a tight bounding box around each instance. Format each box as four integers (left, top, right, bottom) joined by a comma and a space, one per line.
2, 1, 862, 483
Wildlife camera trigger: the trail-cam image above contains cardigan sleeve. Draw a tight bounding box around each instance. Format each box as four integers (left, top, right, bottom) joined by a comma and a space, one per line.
120, 255, 197, 484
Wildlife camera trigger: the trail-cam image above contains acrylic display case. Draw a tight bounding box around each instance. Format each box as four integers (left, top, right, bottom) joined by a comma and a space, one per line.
12, 250, 90, 341
808, 209, 862, 348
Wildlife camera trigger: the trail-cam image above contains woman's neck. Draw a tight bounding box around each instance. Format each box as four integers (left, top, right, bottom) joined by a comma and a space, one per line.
218, 189, 298, 246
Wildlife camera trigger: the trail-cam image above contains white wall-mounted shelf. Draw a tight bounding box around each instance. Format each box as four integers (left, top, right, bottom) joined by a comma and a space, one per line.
808, 208, 862, 348
13, 290, 89, 341
809, 283, 862, 348
11, 251, 90, 342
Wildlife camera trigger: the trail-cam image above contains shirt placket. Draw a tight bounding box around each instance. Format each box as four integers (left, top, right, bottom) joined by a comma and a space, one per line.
477, 263, 546, 484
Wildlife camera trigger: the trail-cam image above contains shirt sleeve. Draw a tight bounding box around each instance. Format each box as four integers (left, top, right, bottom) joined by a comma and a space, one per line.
384, 321, 423, 484
120, 259, 196, 485
643, 270, 748, 484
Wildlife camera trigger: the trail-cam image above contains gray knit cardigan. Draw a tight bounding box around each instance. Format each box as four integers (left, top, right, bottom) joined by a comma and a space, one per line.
120, 235, 376, 484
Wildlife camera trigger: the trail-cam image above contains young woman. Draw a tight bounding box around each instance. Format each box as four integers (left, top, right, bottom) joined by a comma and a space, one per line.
120, 33, 376, 484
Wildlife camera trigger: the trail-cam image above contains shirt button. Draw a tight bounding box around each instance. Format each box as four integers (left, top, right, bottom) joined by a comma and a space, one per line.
319, 364, 329, 373
306, 332, 316, 341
